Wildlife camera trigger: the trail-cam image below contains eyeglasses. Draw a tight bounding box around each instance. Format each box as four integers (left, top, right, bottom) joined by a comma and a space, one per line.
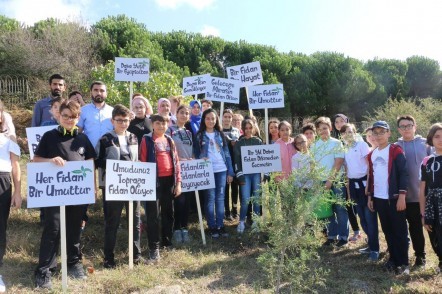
114, 119, 130, 124
372, 130, 387, 136
398, 124, 414, 130
61, 114, 79, 121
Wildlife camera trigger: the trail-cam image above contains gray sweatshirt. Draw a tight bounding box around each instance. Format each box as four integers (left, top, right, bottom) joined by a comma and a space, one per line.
395, 135, 432, 202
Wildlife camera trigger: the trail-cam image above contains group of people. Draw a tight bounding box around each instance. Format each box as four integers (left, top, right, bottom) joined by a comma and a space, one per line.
0, 73, 441, 291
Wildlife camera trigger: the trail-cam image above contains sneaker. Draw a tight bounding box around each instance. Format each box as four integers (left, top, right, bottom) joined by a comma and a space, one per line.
395, 265, 410, 275
323, 239, 335, 246
218, 227, 229, 237
368, 251, 379, 262
133, 256, 147, 266
414, 256, 426, 268
173, 230, 183, 243
67, 262, 87, 280
237, 221, 245, 234
336, 240, 348, 248
359, 247, 371, 254
35, 271, 52, 289
0, 275, 5, 293
384, 260, 395, 272
148, 249, 160, 264
349, 232, 362, 242
103, 259, 116, 269
181, 230, 190, 243
209, 228, 219, 239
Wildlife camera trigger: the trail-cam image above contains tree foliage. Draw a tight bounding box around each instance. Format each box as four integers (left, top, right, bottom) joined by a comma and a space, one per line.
1, 13, 442, 123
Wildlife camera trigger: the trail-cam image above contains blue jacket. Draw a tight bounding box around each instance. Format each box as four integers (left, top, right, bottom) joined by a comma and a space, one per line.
194, 130, 234, 177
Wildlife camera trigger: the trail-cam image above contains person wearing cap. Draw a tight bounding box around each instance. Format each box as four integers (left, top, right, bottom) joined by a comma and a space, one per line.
367, 120, 409, 275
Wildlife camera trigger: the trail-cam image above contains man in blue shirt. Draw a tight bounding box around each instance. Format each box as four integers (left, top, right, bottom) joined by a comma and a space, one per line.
31, 74, 66, 127
77, 81, 114, 148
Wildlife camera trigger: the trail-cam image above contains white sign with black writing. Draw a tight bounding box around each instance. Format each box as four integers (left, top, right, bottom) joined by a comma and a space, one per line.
241, 144, 282, 174
247, 84, 284, 109
206, 77, 240, 104
182, 74, 210, 96
27, 161, 95, 208
180, 159, 215, 192
26, 126, 58, 160
105, 160, 156, 201
114, 57, 150, 82
226, 61, 263, 87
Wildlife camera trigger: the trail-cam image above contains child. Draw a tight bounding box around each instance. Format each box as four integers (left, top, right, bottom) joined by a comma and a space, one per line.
234, 119, 263, 233
396, 115, 430, 267
157, 98, 176, 126
312, 117, 348, 247
194, 109, 234, 238
340, 124, 379, 260
367, 121, 409, 274
140, 115, 181, 262
201, 99, 213, 112
41, 96, 65, 126
365, 127, 378, 150
95, 104, 143, 268
268, 118, 280, 144
232, 113, 244, 135
0, 104, 21, 292
186, 100, 202, 136
167, 105, 193, 243
222, 109, 241, 220
419, 123, 442, 273
33, 100, 96, 289
301, 123, 317, 147
275, 121, 297, 182
291, 134, 313, 188
332, 114, 361, 242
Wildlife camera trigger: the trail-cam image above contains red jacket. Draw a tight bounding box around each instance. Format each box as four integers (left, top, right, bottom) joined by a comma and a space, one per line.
367, 144, 408, 199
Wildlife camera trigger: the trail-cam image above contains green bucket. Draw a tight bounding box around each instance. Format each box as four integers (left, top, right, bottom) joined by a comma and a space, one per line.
313, 194, 333, 219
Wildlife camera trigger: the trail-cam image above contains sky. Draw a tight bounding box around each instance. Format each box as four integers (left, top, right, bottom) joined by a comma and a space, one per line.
1, 0, 442, 67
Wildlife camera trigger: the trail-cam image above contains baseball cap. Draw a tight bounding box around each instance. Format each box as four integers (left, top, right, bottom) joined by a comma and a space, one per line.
372, 120, 390, 130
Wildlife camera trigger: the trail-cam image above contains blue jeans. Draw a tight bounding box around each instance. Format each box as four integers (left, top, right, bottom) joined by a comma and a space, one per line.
239, 173, 261, 221
205, 171, 227, 229
327, 184, 349, 241
349, 178, 379, 251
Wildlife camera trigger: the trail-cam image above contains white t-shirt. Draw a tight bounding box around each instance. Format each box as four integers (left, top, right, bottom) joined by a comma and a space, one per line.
117, 135, 129, 156
372, 145, 390, 199
345, 141, 370, 179
312, 137, 344, 181
206, 132, 227, 173
0, 133, 20, 172
292, 152, 313, 188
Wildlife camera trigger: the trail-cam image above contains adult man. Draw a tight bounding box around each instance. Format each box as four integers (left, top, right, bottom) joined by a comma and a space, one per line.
31, 74, 66, 127
395, 115, 432, 268
77, 81, 113, 148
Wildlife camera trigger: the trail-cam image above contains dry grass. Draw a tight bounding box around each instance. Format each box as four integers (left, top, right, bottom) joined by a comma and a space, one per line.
2, 158, 442, 293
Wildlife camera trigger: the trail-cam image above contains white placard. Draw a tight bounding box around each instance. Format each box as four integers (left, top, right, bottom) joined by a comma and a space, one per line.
226, 61, 263, 87
247, 84, 284, 109
26, 126, 57, 159
206, 77, 240, 104
114, 57, 150, 82
105, 160, 156, 201
241, 144, 282, 174
182, 74, 210, 96
27, 161, 95, 208
180, 159, 215, 192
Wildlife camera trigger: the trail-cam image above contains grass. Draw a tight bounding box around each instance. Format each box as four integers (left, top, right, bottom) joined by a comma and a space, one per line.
2, 158, 442, 293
